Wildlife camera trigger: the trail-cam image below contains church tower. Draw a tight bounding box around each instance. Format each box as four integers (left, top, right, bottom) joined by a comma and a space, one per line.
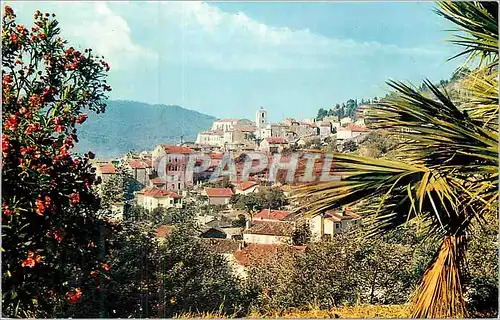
256, 106, 267, 129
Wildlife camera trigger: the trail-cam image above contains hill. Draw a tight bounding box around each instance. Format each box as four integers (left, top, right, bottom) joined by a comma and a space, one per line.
74, 100, 216, 159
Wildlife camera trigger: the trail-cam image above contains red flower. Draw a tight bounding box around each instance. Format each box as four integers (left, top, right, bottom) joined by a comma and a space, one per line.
54, 125, 65, 132
25, 123, 41, 135
35, 198, 45, 215
54, 231, 62, 242
102, 263, 111, 271
2, 135, 10, 152
66, 288, 82, 304
69, 192, 80, 206
4, 5, 14, 17
3, 207, 12, 217
22, 251, 41, 268
29, 94, 42, 107
76, 114, 88, 124
4, 115, 18, 131
9, 33, 17, 42
21, 258, 35, 268
3, 75, 12, 85
53, 117, 63, 125
15, 25, 25, 33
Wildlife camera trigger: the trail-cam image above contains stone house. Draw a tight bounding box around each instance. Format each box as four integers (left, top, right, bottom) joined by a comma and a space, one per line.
259, 137, 288, 153
127, 159, 153, 187
151, 144, 193, 192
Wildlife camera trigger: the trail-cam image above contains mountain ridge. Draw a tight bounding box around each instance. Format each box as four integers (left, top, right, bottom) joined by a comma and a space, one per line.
74, 100, 216, 159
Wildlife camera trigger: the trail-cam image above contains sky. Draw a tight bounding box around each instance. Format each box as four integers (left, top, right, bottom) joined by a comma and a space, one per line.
8, 1, 463, 122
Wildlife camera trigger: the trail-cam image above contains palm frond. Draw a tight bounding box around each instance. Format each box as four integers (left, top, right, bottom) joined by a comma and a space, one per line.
436, 2, 498, 66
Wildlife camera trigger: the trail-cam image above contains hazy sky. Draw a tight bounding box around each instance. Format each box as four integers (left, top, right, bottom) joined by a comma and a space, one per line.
8, 1, 463, 121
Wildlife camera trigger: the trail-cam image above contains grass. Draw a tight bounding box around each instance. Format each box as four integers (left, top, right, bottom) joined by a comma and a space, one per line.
175, 304, 411, 318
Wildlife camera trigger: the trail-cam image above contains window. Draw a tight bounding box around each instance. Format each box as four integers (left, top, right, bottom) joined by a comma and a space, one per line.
262, 112, 265, 118
177, 183, 181, 190
335, 223, 340, 229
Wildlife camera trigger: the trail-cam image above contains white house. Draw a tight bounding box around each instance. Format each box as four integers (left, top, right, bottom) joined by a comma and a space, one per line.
234, 181, 258, 195
336, 124, 369, 140
309, 209, 361, 241
196, 130, 224, 147
135, 186, 183, 211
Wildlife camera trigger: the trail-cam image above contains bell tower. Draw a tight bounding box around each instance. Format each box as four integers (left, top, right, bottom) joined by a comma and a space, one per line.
256, 106, 267, 129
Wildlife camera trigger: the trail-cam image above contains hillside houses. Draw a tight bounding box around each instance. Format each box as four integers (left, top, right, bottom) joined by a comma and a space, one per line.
193, 106, 368, 152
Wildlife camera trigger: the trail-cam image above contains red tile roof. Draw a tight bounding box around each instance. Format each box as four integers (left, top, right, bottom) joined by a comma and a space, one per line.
235, 181, 258, 191
324, 210, 360, 221
243, 221, 294, 236
204, 188, 234, 198
151, 177, 166, 185
137, 187, 181, 198
161, 145, 193, 154
265, 137, 287, 144
98, 163, 116, 174
254, 209, 291, 221
128, 159, 152, 169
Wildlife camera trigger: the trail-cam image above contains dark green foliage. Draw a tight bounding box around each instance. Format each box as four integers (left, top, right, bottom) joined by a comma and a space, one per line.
291, 220, 311, 246
248, 226, 435, 312
157, 225, 250, 317
231, 188, 289, 216
75, 100, 216, 158
232, 214, 247, 228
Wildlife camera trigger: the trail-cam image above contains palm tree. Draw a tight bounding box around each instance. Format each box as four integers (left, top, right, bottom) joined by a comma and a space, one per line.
293, 2, 498, 318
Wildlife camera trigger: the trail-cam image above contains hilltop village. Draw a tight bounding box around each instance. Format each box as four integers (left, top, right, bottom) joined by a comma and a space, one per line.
91, 105, 372, 275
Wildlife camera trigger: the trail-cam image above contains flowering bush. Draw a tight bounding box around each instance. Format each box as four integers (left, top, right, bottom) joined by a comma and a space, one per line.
2, 6, 112, 317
